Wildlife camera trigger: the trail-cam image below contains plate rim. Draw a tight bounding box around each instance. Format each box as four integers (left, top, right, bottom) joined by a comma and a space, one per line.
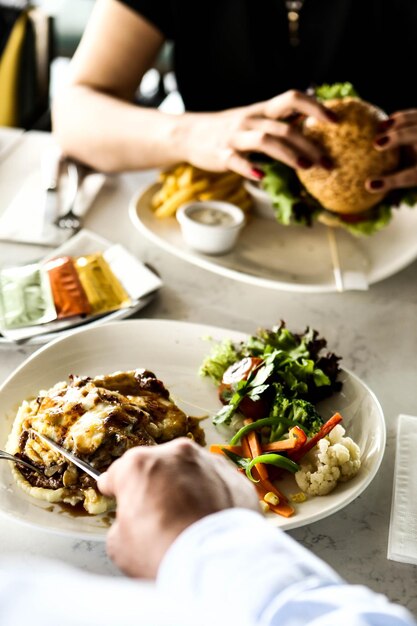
129, 181, 417, 293
0, 318, 386, 537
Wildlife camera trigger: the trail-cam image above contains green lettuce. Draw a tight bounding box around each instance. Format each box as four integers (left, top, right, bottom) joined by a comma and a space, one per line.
261, 162, 321, 226
315, 82, 359, 101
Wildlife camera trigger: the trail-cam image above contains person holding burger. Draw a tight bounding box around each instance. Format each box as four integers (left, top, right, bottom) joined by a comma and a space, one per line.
53, 0, 417, 210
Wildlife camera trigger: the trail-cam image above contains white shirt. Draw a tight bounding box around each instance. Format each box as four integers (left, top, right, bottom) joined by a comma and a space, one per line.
0, 509, 414, 626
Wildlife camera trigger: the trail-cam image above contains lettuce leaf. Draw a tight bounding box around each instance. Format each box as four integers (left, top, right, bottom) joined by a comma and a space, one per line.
315, 82, 359, 100
261, 162, 321, 226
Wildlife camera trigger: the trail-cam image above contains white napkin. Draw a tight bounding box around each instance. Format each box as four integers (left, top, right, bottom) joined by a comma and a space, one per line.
387, 414, 417, 564
0, 170, 106, 247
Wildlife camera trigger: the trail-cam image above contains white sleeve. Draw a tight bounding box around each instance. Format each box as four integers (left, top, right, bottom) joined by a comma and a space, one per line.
157, 508, 416, 626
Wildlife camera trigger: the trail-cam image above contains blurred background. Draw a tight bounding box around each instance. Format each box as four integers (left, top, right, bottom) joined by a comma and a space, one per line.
0, 0, 181, 131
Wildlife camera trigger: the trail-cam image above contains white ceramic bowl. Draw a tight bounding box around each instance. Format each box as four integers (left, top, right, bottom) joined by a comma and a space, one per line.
176, 200, 245, 255
244, 180, 276, 220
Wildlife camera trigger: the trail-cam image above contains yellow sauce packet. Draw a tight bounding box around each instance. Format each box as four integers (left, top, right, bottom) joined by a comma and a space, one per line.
74, 252, 131, 315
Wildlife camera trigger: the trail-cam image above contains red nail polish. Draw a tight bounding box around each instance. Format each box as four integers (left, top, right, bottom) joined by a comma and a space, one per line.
370, 179, 384, 190
297, 157, 313, 169
375, 136, 390, 147
250, 167, 264, 180
320, 156, 334, 171
377, 119, 394, 133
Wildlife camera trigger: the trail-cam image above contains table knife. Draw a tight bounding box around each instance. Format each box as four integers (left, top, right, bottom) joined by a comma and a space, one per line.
30, 430, 101, 480
40, 148, 61, 227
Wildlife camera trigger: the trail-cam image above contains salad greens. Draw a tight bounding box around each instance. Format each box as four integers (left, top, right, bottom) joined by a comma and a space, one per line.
200, 323, 342, 433
315, 82, 359, 101
259, 82, 417, 236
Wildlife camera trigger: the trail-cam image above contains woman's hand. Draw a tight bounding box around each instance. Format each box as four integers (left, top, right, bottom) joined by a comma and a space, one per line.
97, 438, 259, 579
181, 90, 337, 180
367, 110, 417, 193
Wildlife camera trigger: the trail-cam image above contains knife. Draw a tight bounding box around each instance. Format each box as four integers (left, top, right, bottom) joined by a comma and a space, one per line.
29, 430, 102, 480
40, 148, 61, 235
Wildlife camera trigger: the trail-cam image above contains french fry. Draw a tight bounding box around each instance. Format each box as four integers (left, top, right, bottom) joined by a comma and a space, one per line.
177, 165, 194, 188
154, 179, 209, 218
198, 181, 240, 201
151, 163, 252, 219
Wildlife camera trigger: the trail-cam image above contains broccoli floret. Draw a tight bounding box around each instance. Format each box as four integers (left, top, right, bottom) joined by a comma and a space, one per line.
269, 394, 323, 440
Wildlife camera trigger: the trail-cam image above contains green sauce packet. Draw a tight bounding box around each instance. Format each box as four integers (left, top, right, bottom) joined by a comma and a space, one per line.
0, 263, 57, 330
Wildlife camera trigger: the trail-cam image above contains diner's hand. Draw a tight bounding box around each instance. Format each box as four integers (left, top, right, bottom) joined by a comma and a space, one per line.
97, 438, 259, 580
367, 110, 417, 192
182, 89, 337, 180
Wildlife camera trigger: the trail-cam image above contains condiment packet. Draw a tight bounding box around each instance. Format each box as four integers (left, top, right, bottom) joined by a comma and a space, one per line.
0, 263, 57, 331
74, 252, 131, 315
103, 244, 161, 300
44, 256, 91, 318
387, 414, 417, 565
0, 230, 163, 343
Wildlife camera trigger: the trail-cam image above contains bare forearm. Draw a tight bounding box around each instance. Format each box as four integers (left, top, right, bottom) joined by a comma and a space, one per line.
52, 85, 190, 172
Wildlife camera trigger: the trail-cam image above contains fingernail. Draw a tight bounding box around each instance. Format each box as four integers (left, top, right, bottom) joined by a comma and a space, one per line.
375, 136, 390, 147
250, 167, 265, 180
325, 110, 338, 123
320, 156, 334, 171
369, 179, 384, 190
296, 157, 313, 169
377, 119, 394, 133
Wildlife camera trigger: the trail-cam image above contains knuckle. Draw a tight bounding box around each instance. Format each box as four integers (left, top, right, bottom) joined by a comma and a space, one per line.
174, 436, 198, 455
286, 89, 299, 102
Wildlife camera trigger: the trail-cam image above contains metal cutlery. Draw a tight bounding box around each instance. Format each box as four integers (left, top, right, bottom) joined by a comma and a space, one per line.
55, 161, 82, 233
40, 147, 61, 232
30, 430, 101, 480
0, 449, 42, 474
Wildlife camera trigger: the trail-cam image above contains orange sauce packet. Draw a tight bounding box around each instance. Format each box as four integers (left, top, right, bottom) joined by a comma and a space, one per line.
44, 256, 91, 319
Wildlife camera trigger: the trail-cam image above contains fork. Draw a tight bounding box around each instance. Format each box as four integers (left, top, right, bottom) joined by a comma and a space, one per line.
0, 449, 41, 473
54, 161, 82, 232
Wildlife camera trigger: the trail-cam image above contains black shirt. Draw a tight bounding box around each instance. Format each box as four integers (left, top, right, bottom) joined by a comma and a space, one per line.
118, 0, 417, 114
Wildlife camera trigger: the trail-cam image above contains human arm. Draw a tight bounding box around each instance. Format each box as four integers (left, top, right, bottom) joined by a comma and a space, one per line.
366, 111, 417, 192
98, 438, 416, 626
52, 0, 336, 177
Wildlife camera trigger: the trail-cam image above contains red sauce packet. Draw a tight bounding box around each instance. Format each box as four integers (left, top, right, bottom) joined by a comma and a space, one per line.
44, 256, 91, 318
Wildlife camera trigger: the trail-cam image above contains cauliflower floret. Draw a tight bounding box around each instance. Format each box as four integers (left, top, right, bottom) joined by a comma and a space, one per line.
295, 425, 361, 496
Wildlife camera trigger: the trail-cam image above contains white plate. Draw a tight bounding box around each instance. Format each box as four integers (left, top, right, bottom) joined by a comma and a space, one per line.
0, 229, 162, 346
129, 182, 417, 293
0, 319, 385, 539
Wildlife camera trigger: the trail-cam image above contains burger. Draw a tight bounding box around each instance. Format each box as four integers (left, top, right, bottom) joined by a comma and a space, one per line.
260, 83, 417, 236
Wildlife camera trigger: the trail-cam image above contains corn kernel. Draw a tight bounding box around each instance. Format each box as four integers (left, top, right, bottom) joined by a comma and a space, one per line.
259, 500, 270, 514
290, 492, 307, 503
264, 491, 280, 506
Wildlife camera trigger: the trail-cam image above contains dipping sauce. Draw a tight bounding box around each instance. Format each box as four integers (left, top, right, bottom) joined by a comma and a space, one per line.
188, 207, 236, 227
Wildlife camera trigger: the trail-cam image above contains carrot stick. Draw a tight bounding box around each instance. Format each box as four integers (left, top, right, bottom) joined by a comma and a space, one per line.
243, 418, 269, 481
254, 481, 294, 517
290, 412, 343, 463
209, 444, 243, 456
